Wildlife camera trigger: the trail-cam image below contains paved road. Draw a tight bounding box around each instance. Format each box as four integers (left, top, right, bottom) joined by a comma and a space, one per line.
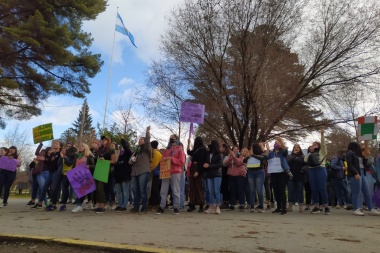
0, 199, 379, 253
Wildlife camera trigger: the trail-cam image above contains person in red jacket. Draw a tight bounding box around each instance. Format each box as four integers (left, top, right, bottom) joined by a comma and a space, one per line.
156, 134, 185, 215
224, 146, 247, 211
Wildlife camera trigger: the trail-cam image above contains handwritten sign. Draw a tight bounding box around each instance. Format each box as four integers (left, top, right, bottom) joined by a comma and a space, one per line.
358, 116, 378, 141
159, 158, 171, 179
267, 158, 283, 173
93, 159, 110, 183
179, 102, 205, 124
33, 123, 54, 144
66, 164, 96, 199
0, 156, 18, 172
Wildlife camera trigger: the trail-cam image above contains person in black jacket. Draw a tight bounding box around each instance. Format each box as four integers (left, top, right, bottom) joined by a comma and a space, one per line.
187, 136, 208, 213
113, 138, 133, 212
204, 140, 223, 214
287, 144, 307, 213
346, 142, 380, 216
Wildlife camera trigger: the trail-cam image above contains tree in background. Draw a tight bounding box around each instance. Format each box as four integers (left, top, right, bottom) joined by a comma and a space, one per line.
0, 0, 106, 128
148, 0, 380, 148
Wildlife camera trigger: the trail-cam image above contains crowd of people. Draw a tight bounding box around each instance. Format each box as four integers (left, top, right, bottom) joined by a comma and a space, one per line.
1, 127, 380, 217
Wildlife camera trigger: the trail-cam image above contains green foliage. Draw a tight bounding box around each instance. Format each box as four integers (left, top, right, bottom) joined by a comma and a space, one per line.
96, 122, 138, 150
70, 99, 93, 136
0, 0, 106, 126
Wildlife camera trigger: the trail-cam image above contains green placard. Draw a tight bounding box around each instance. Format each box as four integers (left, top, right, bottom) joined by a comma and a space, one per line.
93, 159, 110, 183
33, 123, 54, 144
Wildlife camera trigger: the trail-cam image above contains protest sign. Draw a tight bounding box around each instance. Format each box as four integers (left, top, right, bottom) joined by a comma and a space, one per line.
159, 158, 171, 179
267, 158, 283, 173
93, 159, 110, 183
179, 102, 205, 124
66, 164, 96, 199
358, 116, 378, 141
0, 156, 18, 172
33, 123, 54, 144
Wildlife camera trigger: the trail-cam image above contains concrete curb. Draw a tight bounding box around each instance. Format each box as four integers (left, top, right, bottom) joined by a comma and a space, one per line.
0, 234, 194, 253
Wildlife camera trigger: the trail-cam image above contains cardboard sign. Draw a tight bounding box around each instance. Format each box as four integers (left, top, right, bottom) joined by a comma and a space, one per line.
358, 116, 379, 141
93, 159, 110, 183
0, 156, 18, 172
267, 158, 283, 173
33, 123, 54, 144
179, 102, 205, 124
66, 164, 96, 199
159, 158, 171, 179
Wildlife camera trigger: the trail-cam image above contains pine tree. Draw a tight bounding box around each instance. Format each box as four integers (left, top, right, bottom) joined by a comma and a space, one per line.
71, 99, 93, 137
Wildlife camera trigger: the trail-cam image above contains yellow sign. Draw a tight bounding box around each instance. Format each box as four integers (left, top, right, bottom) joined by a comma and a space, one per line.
33, 123, 54, 144
159, 158, 171, 179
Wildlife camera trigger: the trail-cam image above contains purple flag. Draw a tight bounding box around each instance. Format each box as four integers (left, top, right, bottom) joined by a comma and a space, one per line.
66, 164, 96, 199
179, 102, 205, 124
0, 156, 18, 172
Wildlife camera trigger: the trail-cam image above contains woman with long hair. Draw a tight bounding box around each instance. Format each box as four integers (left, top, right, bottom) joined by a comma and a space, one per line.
287, 144, 306, 212
186, 136, 208, 212
0, 146, 21, 207
346, 142, 380, 216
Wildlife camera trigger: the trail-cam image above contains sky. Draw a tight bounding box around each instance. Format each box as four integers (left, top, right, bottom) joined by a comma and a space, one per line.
0, 0, 181, 149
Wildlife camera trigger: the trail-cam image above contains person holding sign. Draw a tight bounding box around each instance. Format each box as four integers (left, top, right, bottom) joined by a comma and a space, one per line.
0, 146, 21, 207
186, 136, 208, 213
156, 134, 186, 215
268, 137, 293, 215
244, 143, 269, 213
130, 126, 152, 214
304, 128, 330, 215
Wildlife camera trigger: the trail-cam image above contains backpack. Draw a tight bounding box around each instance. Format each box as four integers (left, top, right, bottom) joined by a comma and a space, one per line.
307, 152, 325, 167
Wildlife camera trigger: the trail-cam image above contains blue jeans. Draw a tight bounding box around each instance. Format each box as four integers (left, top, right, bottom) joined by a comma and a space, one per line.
207, 177, 222, 206
114, 181, 130, 208
0, 170, 16, 204
287, 180, 304, 204
37, 171, 51, 204
350, 169, 374, 210
332, 178, 350, 205
161, 173, 181, 209
228, 175, 246, 206
132, 172, 150, 211
247, 169, 265, 207
307, 166, 328, 206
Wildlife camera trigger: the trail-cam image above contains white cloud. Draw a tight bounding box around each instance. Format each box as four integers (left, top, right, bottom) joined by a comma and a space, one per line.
118, 77, 135, 86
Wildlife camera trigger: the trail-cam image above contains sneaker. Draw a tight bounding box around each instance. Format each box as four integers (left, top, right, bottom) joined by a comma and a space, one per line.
26, 201, 35, 206
31, 203, 42, 209
280, 209, 287, 215
95, 208, 105, 214
299, 205, 304, 213
257, 206, 265, 213
287, 205, 293, 212
104, 204, 110, 210
238, 206, 244, 212
227, 205, 235, 211
59, 205, 66, 211
156, 207, 165, 215
304, 206, 310, 211
346, 204, 353, 210
250, 208, 255, 213
204, 206, 215, 214
46, 205, 57, 211
111, 205, 117, 211
353, 209, 364, 216
0, 203, 7, 208
116, 207, 127, 213
198, 206, 204, 213
215, 206, 221, 215
311, 207, 320, 214
266, 204, 271, 210
173, 208, 180, 215
368, 209, 380, 216
204, 205, 209, 211
71, 206, 83, 213
272, 209, 281, 214
114, 206, 122, 211
324, 207, 331, 215
187, 205, 196, 212
294, 202, 299, 206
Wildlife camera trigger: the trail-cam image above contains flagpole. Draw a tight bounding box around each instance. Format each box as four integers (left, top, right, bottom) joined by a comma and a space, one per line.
102, 7, 119, 134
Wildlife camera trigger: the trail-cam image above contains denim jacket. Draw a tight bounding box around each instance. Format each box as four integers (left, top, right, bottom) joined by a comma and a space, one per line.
268, 148, 290, 171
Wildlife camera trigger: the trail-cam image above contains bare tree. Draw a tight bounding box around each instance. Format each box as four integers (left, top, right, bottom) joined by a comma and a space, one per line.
147, 0, 380, 148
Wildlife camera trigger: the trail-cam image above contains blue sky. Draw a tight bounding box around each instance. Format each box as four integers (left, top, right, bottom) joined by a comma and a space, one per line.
0, 0, 180, 147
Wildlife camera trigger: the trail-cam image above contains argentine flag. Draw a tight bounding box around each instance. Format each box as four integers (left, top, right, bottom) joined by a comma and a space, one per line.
115, 12, 137, 48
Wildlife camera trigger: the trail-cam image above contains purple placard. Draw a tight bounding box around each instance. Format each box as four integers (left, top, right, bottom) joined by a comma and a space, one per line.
179, 102, 205, 124
0, 156, 18, 172
66, 164, 96, 199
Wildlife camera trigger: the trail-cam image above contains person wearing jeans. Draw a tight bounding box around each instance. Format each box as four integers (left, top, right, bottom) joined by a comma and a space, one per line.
156, 134, 185, 215
331, 151, 349, 208
346, 142, 380, 216
203, 140, 223, 215
131, 126, 152, 214
287, 144, 306, 212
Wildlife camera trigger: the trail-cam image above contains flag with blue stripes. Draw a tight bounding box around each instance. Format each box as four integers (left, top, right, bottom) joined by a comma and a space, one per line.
115, 12, 137, 48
